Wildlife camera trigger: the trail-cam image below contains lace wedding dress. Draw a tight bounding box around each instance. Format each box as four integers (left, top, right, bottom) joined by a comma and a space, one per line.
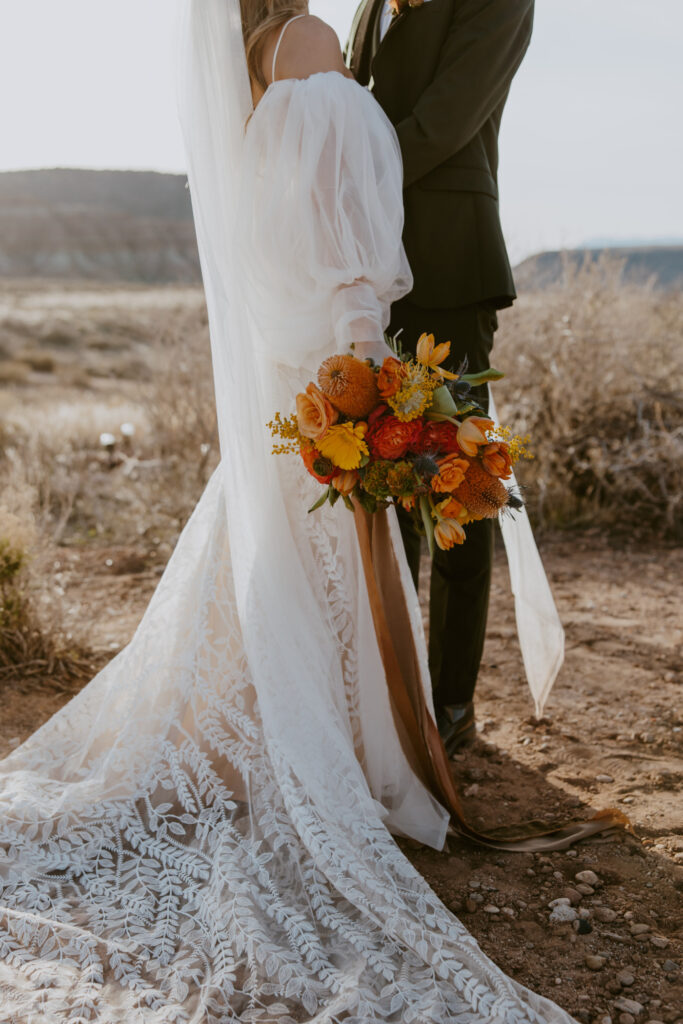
0, 2, 574, 1021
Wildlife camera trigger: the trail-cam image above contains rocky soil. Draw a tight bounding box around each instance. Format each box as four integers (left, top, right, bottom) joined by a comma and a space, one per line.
1, 534, 681, 1023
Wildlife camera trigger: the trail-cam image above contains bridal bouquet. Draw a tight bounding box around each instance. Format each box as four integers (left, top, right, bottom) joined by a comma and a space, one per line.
269, 334, 530, 552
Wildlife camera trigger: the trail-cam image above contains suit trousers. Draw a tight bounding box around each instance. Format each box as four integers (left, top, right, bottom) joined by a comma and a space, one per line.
387, 295, 498, 709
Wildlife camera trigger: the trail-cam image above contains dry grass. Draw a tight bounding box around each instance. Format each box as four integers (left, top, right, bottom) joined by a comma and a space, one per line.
495, 255, 682, 539
0, 507, 94, 685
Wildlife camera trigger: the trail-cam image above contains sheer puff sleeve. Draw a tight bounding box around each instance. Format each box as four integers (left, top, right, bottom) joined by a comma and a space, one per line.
238, 71, 413, 369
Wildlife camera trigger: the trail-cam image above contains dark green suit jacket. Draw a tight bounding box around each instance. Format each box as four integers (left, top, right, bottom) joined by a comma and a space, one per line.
346, 0, 534, 310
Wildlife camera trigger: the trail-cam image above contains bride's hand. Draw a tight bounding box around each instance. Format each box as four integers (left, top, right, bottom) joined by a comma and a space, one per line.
352, 339, 396, 366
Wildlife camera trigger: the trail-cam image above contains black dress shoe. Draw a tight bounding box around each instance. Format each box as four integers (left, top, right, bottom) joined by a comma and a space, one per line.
436, 702, 476, 757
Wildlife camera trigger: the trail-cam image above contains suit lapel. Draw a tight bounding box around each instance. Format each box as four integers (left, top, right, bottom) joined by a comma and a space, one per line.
371, 6, 412, 90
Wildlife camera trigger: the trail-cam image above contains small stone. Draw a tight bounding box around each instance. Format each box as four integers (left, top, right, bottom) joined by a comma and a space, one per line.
661, 960, 678, 973
594, 1016, 612, 1024
564, 887, 583, 905
576, 870, 600, 886
619, 1014, 635, 1024
483, 904, 500, 914
574, 918, 593, 934
617, 971, 635, 987
577, 883, 596, 895
621, 796, 634, 804
578, 908, 592, 919
595, 907, 618, 923
464, 898, 478, 913
596, 774, 614, 783
470, 893, 484, 903
624, 912, 634, 921
585, 955, 606, 970
645, 1020, 666, 1024
649, 936, 668, 949
464, 783, 480, 797
549, 904, 578, 923
548, 897, 571, 908
613, 998, 643, 1016
468, 880, 481, 889
629, 924, 650, 936
502, 907, 516, 917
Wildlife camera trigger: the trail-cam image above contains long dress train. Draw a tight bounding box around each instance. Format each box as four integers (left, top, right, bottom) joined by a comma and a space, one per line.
0, 7, 576, 1021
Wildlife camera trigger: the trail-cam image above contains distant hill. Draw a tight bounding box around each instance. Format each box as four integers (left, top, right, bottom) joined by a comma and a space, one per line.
0, 169, 200, 283
2, 170, 682, 293
514, 247, 683, 292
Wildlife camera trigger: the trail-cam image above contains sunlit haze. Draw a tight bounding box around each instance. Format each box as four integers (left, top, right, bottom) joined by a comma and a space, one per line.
1, 0, 681, 261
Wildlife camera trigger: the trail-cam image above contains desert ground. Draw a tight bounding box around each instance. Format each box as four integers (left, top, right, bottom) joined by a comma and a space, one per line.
0, 274, 681, 1022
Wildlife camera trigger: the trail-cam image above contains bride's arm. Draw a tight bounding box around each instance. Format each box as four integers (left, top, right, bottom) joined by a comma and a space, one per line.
269, 18, 403, 364
264, 16, 354, 85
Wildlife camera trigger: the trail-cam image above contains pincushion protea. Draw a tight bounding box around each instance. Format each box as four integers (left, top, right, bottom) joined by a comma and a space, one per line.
317, 354, 379, 419
453, 459, 509, 520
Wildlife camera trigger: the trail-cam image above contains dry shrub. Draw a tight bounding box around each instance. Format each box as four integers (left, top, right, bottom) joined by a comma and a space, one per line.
0, 507, 94, 684
495, 255, 682, 539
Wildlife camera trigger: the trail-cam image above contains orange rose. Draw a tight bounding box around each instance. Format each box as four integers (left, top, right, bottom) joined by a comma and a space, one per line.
331, 469, 358, 495
434, 518, 466, 550
457, 416, 495, 457
296, 382, 339, 441
436, 496, 468, 523
377, 356, 406, 399
431, 454, 470, 493
366, 415, 422, 460
480, 442, 513, 479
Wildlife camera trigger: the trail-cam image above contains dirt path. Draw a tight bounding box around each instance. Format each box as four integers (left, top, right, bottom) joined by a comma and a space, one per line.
1, 535, 681, 1023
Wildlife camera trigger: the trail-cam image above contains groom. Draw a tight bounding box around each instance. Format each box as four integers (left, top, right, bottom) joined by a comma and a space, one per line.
347, 0, 534, 753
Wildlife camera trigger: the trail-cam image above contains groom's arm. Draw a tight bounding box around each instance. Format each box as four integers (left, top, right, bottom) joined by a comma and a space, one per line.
395, 0, 534, 187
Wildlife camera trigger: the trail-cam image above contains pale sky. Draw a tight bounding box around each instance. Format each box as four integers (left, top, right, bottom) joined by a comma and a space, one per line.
1, 0, 681, 262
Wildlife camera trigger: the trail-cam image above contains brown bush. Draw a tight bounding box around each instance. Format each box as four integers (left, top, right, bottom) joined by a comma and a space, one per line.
494, 255, 682, 539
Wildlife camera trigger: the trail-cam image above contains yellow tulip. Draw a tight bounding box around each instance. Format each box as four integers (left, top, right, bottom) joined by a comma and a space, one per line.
434, 517, 466, 550
331, 470, 359, 495
456, 416, 495, 457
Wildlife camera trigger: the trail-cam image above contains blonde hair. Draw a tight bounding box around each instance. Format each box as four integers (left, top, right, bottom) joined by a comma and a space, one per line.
240, 0, 308, 90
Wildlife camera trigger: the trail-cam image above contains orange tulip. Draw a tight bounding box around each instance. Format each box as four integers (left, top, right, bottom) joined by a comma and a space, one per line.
456, 416, 495, 457
480, 442, 513, 479
415, 333, 459, 380
331, 470, 358, 495
431, 454, 470, 493
434, 517, 466, 550
296, 382, 338, 441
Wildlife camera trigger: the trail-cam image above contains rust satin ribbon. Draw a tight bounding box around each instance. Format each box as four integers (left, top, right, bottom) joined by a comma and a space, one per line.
353, 504, 629, 851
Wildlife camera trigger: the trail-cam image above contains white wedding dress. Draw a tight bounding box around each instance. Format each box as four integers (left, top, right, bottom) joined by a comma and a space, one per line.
0, 3, 572, 1021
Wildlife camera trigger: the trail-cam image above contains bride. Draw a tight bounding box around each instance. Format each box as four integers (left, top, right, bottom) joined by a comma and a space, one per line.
0, 1, 583, 1020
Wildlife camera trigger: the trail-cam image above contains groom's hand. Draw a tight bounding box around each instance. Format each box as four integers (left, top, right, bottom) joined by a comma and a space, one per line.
395, 0, 534, 187
353, 339, 396, 366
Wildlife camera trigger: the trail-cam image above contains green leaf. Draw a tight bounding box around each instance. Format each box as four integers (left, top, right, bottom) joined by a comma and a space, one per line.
358, 489, 378, 515
307, 487, 330, 514
359, 452, 370, 468
419, 494, 435, 559
430, 384, 458, 418
342, 494, 355, 512
329, 488, 340, 507
460, 367, 505, 387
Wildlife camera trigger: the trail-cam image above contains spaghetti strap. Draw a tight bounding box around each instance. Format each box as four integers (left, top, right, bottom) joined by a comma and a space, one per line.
271, 14, 306, 83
